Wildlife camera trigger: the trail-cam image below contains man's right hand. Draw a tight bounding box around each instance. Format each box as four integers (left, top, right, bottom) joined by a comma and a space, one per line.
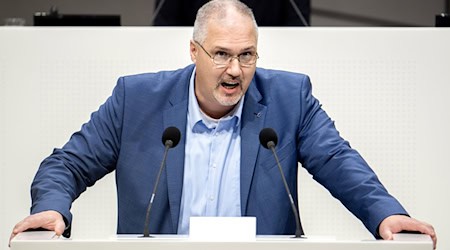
9, 210, 66, 246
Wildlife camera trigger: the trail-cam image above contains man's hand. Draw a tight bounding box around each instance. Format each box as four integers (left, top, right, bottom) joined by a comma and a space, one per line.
9, 210, 66, 245
379, 215, 437, 249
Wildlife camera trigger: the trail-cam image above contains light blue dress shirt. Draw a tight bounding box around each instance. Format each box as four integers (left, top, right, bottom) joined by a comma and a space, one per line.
177, 68, 244, 234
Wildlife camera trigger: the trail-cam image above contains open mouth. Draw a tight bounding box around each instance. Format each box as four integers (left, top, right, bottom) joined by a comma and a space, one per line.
221, 82, 239, 89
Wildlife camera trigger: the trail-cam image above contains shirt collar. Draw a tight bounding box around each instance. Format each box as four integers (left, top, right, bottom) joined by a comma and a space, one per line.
188, 67, 244, 132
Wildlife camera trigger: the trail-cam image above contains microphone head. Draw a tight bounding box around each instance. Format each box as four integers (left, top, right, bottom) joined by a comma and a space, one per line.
259, 128, 278, 149
162, 126, 181, 148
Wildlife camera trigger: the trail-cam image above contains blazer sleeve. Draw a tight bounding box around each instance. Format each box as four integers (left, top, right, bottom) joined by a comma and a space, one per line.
296, 76, 408, 237
30, 77, 126, 231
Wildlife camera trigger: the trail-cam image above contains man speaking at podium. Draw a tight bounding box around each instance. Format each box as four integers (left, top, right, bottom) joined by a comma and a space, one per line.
10, 0, 436, 248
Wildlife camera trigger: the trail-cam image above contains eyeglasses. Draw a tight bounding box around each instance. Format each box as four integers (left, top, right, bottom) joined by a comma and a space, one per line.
194, 41, 259, 68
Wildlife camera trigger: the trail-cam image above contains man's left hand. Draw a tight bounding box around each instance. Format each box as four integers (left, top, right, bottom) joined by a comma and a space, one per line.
379, 215, 436, 249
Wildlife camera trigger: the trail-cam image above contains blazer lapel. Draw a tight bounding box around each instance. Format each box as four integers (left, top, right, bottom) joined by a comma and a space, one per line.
163, 71, 190, 233
240, 81, 267, 215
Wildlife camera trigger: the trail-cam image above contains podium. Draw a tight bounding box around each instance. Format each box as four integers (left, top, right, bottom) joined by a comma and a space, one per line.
10, 232, 432, 250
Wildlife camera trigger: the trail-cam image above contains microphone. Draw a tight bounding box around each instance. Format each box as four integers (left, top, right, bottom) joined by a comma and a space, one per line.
259, 128, 304, 238
143, 126, 181, 237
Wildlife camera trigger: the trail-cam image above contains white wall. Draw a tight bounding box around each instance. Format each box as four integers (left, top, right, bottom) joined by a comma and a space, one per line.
0, 27, 449, 250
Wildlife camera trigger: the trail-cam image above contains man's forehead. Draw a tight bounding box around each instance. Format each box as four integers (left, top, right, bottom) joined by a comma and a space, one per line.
204, 20, 257, 45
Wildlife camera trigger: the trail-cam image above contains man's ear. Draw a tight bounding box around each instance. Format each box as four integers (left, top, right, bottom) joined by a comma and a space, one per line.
190, 40, 197, 63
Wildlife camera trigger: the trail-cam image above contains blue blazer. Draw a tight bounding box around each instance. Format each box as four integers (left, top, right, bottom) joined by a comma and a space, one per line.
31, 64, 407, 237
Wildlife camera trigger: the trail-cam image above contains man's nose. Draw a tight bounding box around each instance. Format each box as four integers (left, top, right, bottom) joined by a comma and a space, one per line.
226, 57, 241, 76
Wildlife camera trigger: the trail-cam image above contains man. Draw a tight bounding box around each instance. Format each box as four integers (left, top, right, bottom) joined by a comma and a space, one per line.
11, 0, 436, 248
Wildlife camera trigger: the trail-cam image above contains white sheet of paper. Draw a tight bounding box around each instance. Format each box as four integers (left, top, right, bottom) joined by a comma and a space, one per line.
189, 217, 256, 241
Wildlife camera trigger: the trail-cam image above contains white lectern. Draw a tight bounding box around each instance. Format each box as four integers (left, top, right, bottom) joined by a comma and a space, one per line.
10, 232, 432, 250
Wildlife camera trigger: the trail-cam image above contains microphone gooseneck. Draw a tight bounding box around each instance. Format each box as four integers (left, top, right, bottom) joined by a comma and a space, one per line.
143, 126, 181, 237
259, 128, 304, 238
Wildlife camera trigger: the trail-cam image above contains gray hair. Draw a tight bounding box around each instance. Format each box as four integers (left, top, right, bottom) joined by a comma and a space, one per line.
193, 0, 258, 44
